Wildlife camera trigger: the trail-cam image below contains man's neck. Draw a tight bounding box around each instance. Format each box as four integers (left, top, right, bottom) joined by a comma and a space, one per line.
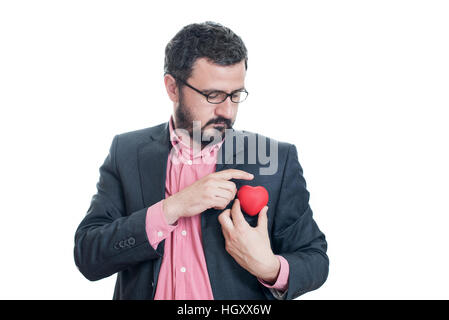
171, 117, 226, 151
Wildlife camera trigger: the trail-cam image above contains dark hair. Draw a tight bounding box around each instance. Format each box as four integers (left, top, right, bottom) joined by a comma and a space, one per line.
164, 21, 248, 84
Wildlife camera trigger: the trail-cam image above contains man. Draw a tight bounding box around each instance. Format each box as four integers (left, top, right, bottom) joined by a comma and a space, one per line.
74, 21, 329, 300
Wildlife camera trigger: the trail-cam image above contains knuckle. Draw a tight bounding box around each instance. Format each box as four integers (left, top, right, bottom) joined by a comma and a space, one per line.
229, 233, 238, 244
225, 242, 233, 253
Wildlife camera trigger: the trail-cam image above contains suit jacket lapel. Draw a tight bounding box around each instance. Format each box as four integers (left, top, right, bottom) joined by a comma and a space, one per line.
138, 121, 170, 208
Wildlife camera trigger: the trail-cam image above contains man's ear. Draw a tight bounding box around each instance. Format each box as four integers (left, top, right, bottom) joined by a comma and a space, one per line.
164, 74, 179, 103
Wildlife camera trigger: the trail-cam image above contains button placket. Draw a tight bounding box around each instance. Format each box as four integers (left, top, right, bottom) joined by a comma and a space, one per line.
178, 218, 187, 279
174, 217, 186, 298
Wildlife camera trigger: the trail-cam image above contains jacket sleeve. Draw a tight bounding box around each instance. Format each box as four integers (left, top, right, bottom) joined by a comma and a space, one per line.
271, 144, 329, 299
74, 135, 163, 281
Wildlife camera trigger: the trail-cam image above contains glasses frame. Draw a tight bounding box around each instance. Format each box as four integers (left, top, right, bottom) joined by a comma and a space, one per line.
176, 78, 249, 104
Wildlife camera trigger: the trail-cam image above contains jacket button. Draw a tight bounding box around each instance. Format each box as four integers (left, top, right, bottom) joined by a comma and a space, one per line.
119, 240, 125, 248
128, 237, 135, 246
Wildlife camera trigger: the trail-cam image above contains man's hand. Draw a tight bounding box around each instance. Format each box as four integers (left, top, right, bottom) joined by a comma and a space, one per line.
162, 169, 254, 224
218, 199, 280, 284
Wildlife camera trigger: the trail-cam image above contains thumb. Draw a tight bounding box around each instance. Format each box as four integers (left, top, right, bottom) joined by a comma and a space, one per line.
218, 209, 234, 231
257, 206, 269, 231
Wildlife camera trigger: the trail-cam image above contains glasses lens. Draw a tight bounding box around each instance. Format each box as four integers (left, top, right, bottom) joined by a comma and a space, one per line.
231, 90, 248, 103
207, 92, 228, 104
207, 90, 248, 103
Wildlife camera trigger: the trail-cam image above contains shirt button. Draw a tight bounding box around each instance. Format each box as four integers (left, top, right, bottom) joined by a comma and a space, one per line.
181, 230, 187, 236
187, 159, 192, 165
180, 267, 186, 273
157, 231, 163, 237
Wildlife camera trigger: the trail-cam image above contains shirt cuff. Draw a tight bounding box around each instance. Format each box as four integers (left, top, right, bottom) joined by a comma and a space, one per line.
145, 200, 178, 250
258, 255, 289, 292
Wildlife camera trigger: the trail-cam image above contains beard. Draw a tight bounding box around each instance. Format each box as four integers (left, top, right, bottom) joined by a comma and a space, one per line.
174, 92, 234, 149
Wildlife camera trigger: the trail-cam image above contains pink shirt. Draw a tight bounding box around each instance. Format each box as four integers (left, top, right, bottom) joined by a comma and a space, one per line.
144, 117, 289, 299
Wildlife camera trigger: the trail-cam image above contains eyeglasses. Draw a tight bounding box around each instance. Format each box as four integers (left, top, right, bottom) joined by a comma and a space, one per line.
176, 78, 249, 104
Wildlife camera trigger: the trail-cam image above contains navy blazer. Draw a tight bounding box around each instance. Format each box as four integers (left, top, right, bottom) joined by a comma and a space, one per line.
74, 122, 329, 300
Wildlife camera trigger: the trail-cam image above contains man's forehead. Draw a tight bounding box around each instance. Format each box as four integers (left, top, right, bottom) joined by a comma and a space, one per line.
189, 58, 246, 91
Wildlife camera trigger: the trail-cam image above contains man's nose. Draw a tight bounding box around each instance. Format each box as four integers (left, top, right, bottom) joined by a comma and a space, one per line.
215, 97, 235, 119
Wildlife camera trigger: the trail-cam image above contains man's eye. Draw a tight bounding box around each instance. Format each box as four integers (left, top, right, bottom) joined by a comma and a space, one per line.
208, 92, 221, 99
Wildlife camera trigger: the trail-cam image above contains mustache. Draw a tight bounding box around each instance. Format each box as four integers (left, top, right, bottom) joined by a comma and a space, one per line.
203, 118, 233, 129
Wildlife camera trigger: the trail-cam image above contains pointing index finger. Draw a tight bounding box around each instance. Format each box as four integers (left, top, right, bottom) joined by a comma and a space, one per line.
214, 169, 254, 181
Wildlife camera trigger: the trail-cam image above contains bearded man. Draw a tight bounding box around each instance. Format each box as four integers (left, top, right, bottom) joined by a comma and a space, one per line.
74, 21, 329, 300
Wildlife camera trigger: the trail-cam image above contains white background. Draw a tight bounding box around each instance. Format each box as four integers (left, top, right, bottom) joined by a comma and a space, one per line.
0, 0, 448, 299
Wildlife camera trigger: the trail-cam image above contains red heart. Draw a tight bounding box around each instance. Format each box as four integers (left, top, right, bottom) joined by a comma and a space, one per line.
237, 185, 269, 216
